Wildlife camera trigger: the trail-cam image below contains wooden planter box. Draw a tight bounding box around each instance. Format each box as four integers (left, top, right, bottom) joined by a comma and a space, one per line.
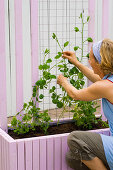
0, 128, 110, 170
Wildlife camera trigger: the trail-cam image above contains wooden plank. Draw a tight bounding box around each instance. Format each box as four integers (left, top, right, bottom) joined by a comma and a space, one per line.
25, 140, 33, 170
40, 138, 46, 170
47, 137, 54, 170
109, 0, 113, 40
0, 135, 2, 170
22, 0, 32, 105
88, 0, 96, 47
33, 139, 39, 170
5, 0, 12, 117
102, 0, 109, 38
9, 0, 17, 117
9, 142, 17, 170
61, 136, 68, 170
95, 0, 102, 42
14, 0, 23, 118
54, 136, 62, 170
17, 141, 25, 170
30, 0, 39, 86
0, 0, 7, 131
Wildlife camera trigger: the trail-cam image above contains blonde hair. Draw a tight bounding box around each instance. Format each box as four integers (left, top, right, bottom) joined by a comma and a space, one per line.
100, 38, 113, 75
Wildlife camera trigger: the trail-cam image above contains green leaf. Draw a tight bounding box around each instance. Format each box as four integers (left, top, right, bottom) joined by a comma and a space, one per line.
58, 65, 64, 68
58, 52, 62, 56
46, 59, 52, 63
41, 80, 46, 86
57, 101, 63, 108
52, 33, 56, 39
43, 64, 50, 70
87, 16, 90, 22
64, 41, 69, 47
23, 103, 27, 109
74, 27, 79, 32
35, 80, 40, 86
55, 55, 61, 59
74, 46, 79, 51
78, 72, 84, 79
86, 53, 89, 58
50, 75, 56, 79
52, 99, 58, 104
39, 94, 44, 99
87, 37, 93, 42
11, 117, 17, 126
45, 48, 50, 54
39, 65, 43, 70
80, 13, 82, 18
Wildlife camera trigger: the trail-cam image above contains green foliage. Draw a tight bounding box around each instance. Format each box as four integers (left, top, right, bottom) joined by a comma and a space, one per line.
10, 10, 108, 136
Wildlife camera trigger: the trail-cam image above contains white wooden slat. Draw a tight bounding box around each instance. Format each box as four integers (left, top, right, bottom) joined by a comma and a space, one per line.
109, 0, 113, 40
25, 140, 33, 170
47, 137, 54, 170
5, 0, 12, 118
33, 139, 39, 170
17, 141, 25, 170
0, 135, 2, 170
61, 135, 68, 170
95, 0, 102, 42
9, 0, 16, 117
22, 0, 32, 105
39, 138, 46, 170
54, 136, 62, 170
9, 142, 17, 170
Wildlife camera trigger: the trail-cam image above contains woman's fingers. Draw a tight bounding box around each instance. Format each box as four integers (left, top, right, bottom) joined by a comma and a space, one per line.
63, 51, 72, 56
62, 54, 70, 59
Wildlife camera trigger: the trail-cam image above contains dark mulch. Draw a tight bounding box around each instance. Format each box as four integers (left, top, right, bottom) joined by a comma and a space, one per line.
8, 120, 109, 139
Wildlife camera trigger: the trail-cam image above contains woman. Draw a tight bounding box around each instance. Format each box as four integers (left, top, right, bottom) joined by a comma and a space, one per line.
57, 39, 113, 170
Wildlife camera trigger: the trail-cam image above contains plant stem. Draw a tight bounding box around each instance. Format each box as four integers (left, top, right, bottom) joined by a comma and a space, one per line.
81, 15, 84, 62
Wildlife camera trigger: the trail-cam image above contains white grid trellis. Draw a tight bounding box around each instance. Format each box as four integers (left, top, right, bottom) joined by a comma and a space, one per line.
38, 0, 88, 119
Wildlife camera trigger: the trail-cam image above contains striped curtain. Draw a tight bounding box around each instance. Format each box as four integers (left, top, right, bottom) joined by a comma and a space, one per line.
0, 0, 112, 131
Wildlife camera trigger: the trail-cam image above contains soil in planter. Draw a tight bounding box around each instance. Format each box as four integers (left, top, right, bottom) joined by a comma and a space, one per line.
8, 120, 109, 139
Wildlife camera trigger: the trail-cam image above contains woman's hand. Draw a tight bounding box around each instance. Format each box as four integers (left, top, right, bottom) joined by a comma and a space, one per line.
57, 74, 68, 86
62, 51, 79, 65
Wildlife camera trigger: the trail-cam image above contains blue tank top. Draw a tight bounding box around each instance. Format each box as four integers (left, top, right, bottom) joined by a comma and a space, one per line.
100, 74, 113, 170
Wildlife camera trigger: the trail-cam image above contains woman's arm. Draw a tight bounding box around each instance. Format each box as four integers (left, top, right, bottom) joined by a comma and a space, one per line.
62, 51, 101, 83
57, 74, 113, 102
75, 62, 101, 83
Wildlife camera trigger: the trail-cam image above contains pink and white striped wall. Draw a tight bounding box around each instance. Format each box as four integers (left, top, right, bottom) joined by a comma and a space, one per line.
0, 0, 112, 131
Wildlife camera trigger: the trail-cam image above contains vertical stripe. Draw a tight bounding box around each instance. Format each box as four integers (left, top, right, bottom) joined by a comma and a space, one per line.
5, 0, 12, 118
102, 0, 109, 38
101, 0, 109, 120
22, 0, 32, 105
14, 0, 23, 116
88, 0, 96, 50
95, 0, 102, 42
30, 0, 39, 86
9, 142, 17, 170
47, 138, 54, 170
54, 137, 62, 170
9, 0, 16, 117
61, 136, 68, 170
25, 140, 32, 170
17, 141, 25, 170
108, 0, 113, 40
0, 0, 7, 131
33, 139, 39, 170
40, 138, 46, 170
88, 0, 96, 86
